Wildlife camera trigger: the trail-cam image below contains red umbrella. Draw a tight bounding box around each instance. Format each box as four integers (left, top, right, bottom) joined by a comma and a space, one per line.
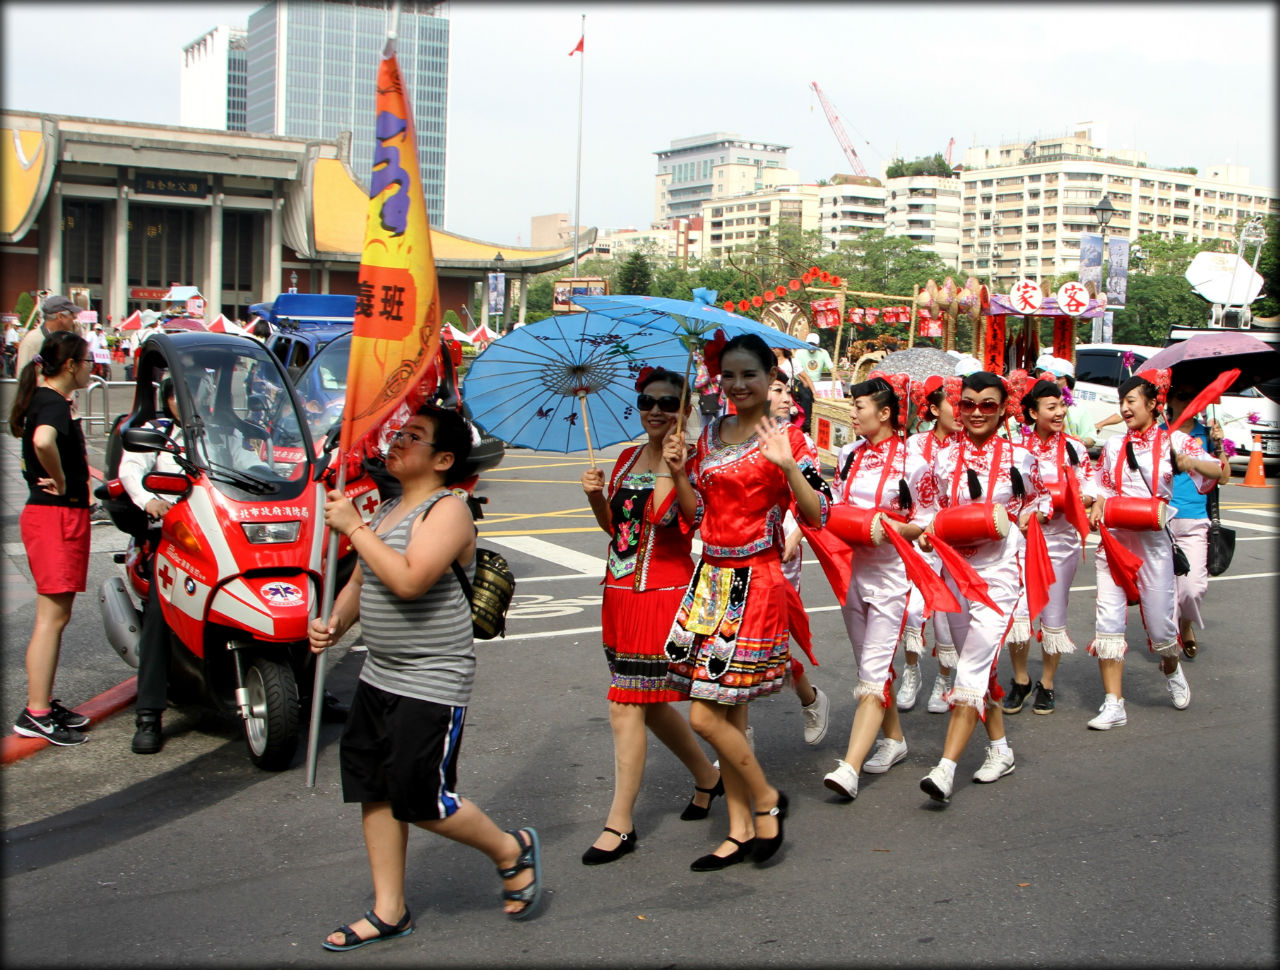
119, 310, 143, 331
162, 317, 206, 332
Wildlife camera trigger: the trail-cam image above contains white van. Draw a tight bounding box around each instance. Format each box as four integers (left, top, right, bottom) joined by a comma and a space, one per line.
1070, 343, 1163, 449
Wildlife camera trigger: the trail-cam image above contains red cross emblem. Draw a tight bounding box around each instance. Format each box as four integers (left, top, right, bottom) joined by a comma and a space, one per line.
361, 494, 380, 515
158, 563, 173, 590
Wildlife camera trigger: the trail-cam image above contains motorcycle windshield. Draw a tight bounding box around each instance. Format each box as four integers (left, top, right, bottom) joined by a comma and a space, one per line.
178, 341, 314, 497
292, 334, 351, 453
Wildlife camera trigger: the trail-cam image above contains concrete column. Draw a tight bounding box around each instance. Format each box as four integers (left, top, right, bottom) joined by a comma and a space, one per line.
39, 183, 63, 292
205, 188, 223, 320
321, 262, 330, 293
262, 194, 283, 301
517, 272, 528, 325
479, 278, 489, 330
104, 186, 128, 325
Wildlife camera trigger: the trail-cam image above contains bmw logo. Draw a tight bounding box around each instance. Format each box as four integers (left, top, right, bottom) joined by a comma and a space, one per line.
184, 578, 197, 595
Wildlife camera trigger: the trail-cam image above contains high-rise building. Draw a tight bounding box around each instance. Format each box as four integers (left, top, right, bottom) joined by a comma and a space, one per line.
180, 26, 249, 131
654, 132, 794, 223
244, 0, 448, 226
884, 174, 963, 270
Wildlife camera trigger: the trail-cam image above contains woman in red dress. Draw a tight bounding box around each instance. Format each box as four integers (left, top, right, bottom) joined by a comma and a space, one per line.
663, 332, 828, 871
579, 368, 721, 865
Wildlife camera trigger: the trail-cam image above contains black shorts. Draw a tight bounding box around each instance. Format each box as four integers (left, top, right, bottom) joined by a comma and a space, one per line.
339, 680, 467, 822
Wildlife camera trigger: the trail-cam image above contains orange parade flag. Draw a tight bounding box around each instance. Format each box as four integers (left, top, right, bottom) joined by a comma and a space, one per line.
341, 49, 442, 455
569, 35, 584, 55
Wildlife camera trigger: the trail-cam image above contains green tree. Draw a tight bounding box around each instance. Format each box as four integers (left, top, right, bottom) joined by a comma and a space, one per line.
442, 308, 463, 329
1131, 233, 1208, 276
14, 290, 34, 325
885, 153, 954, 178
829, 231, 949, 298
1251, 216, 1279, 318
1111, 274, 1209, 344
615, 250, 654, 296
523, 274, 555, 323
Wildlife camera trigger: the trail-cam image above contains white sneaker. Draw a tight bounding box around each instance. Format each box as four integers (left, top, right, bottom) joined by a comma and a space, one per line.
1166, 666, 1191, 710
802, 686, 831, 745
920, 764, 954, 804
972, 744, 1015, 783
862, 736, 908, 774
1087, 696, 1127, 730
823, 759, 858, 799
896, 665, 922, 710
713, 725, 754, 770
926, 674, 951, 714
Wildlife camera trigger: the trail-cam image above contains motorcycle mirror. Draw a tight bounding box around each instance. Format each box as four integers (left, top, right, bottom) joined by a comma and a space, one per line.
311, 425, 343, 482
122, 427, 172, 453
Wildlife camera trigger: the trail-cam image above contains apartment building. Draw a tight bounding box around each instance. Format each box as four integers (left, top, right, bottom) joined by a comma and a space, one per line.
595, 220, 702, 265
816, 175, 886, 253
698, 184, 820, 260
654, 132, 796, 222
958, 127, 1279, 289
884, 174, 963, 269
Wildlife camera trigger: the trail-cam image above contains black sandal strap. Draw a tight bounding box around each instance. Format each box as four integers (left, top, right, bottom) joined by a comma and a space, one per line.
364, 908, 409, 936
496, 829, 534, 880
601, 826, 630, 839
726, 835, 752, 848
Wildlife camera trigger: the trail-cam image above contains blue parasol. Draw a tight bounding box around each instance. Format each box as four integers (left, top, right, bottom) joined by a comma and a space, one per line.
574, 289, 811, 351
461, 313, 690, 465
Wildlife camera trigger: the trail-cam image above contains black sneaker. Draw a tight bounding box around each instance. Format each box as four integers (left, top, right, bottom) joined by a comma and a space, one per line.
13, 708, 88, 746
131, 713, 164, 755
1032, 682, 1056, 714
1002, 679, 1033, 714
49, 698, 90, 729
89, 504, 112, 524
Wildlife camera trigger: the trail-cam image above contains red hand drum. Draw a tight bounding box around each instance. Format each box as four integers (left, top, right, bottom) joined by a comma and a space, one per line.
1103, 496, 1166, 532
1045, 479, 1066, 516
931, 503, 1010, 546
826, 505, 886, 547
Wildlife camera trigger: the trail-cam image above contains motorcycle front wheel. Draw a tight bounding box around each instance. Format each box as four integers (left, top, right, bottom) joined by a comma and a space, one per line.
242, 654, 300, 771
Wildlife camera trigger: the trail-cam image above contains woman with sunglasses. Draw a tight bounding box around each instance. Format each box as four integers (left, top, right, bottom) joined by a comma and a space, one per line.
898, 376, 962, 715
661, 332, 828, 871
1001, 380, 1096, 717
1084, 370, 1221, 730
915, 371, 1049, 805
821, 373, 927, 801
9, 331, 95, 746
578, 368, 721, 866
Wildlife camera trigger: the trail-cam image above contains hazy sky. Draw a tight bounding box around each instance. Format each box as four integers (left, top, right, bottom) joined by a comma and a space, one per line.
4, 2, 1275, 246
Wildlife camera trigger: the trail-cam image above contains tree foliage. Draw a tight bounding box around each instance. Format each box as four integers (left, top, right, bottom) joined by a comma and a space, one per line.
14, 290, 34, 324
885, 153, 954, 178
1110, 274, 1209, 344
1252, 216, 1279, 318
615, 250, 654, 296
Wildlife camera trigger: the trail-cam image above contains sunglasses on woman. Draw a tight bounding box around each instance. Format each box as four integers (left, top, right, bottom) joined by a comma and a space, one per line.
957, 398, 1001, 415
636, 393, 680, 413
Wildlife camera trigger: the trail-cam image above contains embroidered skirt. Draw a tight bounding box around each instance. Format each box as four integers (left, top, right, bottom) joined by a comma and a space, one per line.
602, 584, 687, 704
664, 556, 791, 706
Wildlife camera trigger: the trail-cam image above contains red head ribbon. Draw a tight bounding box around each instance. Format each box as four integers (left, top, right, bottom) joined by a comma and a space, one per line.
634, 365, 657, 392
868, 370, 911, 430
702, 328, 729, 380
1136, 367, 1171, 409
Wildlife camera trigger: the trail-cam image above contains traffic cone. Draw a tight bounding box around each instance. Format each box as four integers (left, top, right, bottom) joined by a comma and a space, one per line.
1241, 434, 1268, 487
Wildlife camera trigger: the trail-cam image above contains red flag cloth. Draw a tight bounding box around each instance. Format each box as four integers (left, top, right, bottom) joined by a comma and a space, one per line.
797, 519, 851, 607
569, 35, 584, 55
929, 532, 1002, 614
342, 50, 442, 455
1061, 466, 1090, 553
1097, 523, 1142, 605
1023, 515, 1056, 622
783, 582, 818, 666
1167, 368, 1241, 433
881, 524, 961, 618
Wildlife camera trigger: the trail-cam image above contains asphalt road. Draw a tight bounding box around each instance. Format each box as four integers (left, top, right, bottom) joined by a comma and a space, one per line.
2, 433, 1277, 968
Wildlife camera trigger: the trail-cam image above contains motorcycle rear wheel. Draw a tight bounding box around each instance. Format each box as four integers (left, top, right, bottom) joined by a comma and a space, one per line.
242, 655, 300, 771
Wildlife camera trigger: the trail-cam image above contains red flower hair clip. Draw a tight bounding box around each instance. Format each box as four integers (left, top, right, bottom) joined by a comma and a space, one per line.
702, 328, 729, 380
1004, 368, 1031, 406
634, 365, 657, 392
1137, 367, 1171, 408
868, 370, 911, 430
943, 375, 963, 412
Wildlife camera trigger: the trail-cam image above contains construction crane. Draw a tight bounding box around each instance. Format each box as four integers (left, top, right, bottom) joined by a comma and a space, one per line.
945, 137, 955, 167
810, 81, 869, 178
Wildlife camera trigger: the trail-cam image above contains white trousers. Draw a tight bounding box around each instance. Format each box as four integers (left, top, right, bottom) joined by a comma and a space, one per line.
1170, 517, 1209, 631
943, 547, 1022, 713
1091, 527, 1180, 659
841, 549, 910, 706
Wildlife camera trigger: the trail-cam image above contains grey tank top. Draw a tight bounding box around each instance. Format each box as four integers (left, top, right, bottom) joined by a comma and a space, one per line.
358, 490, 476, 707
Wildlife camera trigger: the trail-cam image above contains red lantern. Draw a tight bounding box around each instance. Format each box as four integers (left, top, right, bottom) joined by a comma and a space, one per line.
764, 290, 776, 302
802, 273, 813, 285
809, 265, 821, 275
789, 279, 801, 291
831, 275, 843, 287
723, 300, 735, 312
775, 284, 787, 297
819, 271, 831, 283
751, 295, 763, 308
738, 300, 750, 313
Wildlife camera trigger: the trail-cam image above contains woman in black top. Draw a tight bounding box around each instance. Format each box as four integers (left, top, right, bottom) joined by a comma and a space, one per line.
8, 331, 95, 746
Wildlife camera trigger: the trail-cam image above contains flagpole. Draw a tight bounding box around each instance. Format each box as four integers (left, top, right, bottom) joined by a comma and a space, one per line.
571, 13, 585, 276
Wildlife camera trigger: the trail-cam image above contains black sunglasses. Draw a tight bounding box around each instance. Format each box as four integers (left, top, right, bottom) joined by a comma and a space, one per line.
637, 393, 680, 413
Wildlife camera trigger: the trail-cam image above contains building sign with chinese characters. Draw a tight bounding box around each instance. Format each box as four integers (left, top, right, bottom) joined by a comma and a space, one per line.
134, 174, 209, 199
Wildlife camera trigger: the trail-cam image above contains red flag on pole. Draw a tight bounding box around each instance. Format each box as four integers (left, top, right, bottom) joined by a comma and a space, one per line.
881, 525, 962, 618
1023, 515, 1056, 622
1166, 368, 1241, 434
342, 49, 443, 456
569, 35, 584, 55
1097, 524, 1142, 605
929, 533, 1002, 614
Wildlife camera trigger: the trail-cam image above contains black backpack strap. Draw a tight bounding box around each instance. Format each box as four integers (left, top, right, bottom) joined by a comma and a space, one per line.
451, 560, 473, 602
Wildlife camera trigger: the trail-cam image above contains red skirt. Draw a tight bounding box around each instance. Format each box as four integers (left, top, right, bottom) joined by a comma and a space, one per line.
21, 504, 90, 594
601, 583, 687, 704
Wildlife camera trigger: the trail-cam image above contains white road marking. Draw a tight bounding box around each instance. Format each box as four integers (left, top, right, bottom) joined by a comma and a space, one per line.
1228, 507, 1279, 519
485, 535, 604, 575
1219, 517, 1280, 533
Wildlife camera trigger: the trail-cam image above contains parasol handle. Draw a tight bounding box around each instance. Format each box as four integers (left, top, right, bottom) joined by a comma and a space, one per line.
677, 347, 695, 435
577, 391, 596, 469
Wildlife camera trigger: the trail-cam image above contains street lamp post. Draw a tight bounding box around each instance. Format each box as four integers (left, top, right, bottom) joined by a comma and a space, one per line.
1090, 194, 1116, 341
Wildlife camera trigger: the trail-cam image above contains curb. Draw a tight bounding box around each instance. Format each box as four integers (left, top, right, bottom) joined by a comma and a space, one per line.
1, 677, 138, 765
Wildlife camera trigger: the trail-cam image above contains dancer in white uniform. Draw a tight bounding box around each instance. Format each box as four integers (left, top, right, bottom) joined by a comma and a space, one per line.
1002, 379, 1095, 716
916, 371, 1049, 805
822, 374, 928, 800
1085, 370, 1221, 730
898, 376, 961, 713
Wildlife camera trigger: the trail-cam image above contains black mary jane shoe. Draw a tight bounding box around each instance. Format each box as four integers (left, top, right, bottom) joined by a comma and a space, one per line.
680, 775, 725, 821
751, 791, 789, 865
690, 836, 756, 872
581, 826, 637, 866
